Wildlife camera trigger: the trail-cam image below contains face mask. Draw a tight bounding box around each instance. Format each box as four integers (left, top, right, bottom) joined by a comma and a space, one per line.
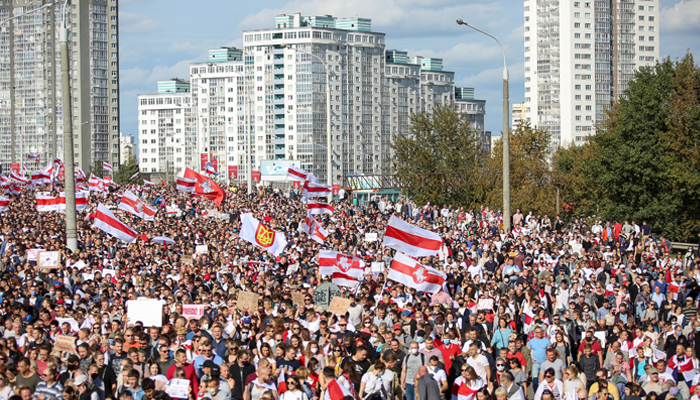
416, 337, 424, 343
369, 337, 378, 344
497, 365, 505, 371
202, 324, 209, 330
398, 297, 405, 302
410, 348, 418, 355
443, 339, 450, 345
364, 323, 371, 328
613, 329, 619, 334
30, 291, 36, 296
207, 389, 217, 396
311, 348, 318, 354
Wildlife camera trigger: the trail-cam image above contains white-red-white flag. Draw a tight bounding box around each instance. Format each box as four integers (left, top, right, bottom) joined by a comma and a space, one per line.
10, 171, 26, 185
286, 165, 308, 182
88, 174, 106, 193
103, 162, 113, 172
302, 180, 332, 200
176, 177, 196, 193
93, 203, 138, 243
6, 183, 20, 195
118, 190, 157, 221
318, 250, 365, 277
302, 212, 328, 244
31, 170, 52, 186
0, 196, 9, 212
36, 194, 61, 212
103, 175, 112, 185
387, 252, 446, 294
383, 215, 443, 257
307, 200, 334, 215
325, 379, 353, 400
59, 192, 88, 211
0, 175, 8, 187
129, 172, 139, 180
143, 179, 155, 186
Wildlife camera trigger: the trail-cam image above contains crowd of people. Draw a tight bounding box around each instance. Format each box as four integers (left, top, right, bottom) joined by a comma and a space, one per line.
0, 179, 698, 400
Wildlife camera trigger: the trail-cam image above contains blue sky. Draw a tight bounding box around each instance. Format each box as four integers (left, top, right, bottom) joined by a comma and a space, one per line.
119, 0, 700, 145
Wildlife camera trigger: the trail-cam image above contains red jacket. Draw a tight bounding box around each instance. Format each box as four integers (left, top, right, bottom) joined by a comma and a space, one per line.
167, 363, 198, 399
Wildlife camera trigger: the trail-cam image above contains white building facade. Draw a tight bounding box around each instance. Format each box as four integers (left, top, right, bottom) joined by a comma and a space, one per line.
523, 0, 659, 147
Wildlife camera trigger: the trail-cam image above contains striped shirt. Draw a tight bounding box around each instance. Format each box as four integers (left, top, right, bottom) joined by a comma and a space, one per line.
33, 381, 63, 400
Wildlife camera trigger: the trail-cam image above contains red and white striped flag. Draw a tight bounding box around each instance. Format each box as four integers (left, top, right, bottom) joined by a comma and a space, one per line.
325, 379, 353, 400
36, 194, 61, 212
176, 177, 196, 193
383, 215, 443, 257
118, 190, 157, 221
0, 175, 8, 186
205, 162, 218, 175
668, 281, 680, 300
452, 375, 484, 400
667, 354, 696, 381
302, 212, 328, 244
143, 179, 155, 186
286, 165, 308, 182
103, 175, 112, 185
31, 171, 51, 186
318, 250, 365, 277
302, 180, 332, 200
59, 192, 88, 211
10, 171, 26, 185
0, 196, 8, 212
277, 369, 287, 395
387, 252, 446, 294
93, 203, 138, 243
6, 183, 20, 195
102, 162, 113, 172
129, 172, 139, 180
88, 174, 105, 193
307, 200, 334, 215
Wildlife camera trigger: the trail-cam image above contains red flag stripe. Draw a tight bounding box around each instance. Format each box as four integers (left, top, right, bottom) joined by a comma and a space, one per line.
391, 258, 446, 285
95, 208, 138, 238
385, 224, 442, 251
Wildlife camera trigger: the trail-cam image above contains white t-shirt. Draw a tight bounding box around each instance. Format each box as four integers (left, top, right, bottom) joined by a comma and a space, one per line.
427, 365, 448, 384
466, 354, 490, 382
361, 372, 385, 399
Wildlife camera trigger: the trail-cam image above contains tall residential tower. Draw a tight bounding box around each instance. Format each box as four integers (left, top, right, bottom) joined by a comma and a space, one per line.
523, 0, 659, 147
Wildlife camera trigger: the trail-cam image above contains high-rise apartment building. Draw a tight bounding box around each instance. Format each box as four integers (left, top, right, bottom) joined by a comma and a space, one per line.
0, 0, 120, 170
523, 0, 659, 147
137, 80, 193, 178
119, 132, 133, 164
137, 14, 488, 182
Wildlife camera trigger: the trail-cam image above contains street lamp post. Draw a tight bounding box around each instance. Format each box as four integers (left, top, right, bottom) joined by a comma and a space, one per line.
456, 18, 511, 231
282, 44, 333, 202
1, 2, 54, 164
60, 0, 77, 251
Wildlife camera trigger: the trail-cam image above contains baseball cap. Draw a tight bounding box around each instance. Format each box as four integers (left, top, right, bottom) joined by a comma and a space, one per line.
401, 310, 411, 317
74, 375, 88, 386
392, 323, 402, 331
202, 360, 217, 369
648, 368, 659, 374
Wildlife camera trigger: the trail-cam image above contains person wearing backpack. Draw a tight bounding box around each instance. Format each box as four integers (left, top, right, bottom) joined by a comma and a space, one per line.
401, 342, 426, 400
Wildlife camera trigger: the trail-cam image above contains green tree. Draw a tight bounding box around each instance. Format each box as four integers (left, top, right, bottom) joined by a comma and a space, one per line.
486, 122, 556, 216
554, 53, 700, 241
391, 103, 484, 206
89, 160, 104, 178
114, 156, 141, 184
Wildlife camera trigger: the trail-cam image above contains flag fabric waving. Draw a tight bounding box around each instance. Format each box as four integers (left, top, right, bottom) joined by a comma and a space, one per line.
103, 162, 113, 171
302, 212, 328, 244
93, 203, 138, 243
59, 192, 88, 211
205, 162, 218, 175
307, 200, 334, 215
277, 369, 287, 395
10, 171, 26, 185
118, 190, 157, 221
183, 168, 225, 207
325, 379, 354, 400
239, 213, 288, 256
286, 165, 308, 182
36, 194, 60, 212
387, 252, 447, 294
143, 179, 156, 186
302, 180, 332, 200
176, 177, 196, 193
129, 172, 139, 180
318, 250, 366, 278
0, 196, 9, 212
383, 215, 443, 257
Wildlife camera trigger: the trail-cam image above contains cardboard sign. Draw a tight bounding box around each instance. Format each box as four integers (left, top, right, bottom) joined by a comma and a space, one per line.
81, 273, 95, 282
237, 291, 259, 313
37, 251, 60, 268
166, 379, 190, 399
371, 262, 385, 273
181, 255, 193, 265
365, 232, 378, 242
292, 292, 305, 308
54, 335, 76, 353
327, 297, 352, 316
71, 260, 87, 270
478, 299, 494, 310
195, 245, 208, 255
26, 249, 40, 261
102, 268, 117, 279
182, 304, 206, 320
127, 299, 163, 327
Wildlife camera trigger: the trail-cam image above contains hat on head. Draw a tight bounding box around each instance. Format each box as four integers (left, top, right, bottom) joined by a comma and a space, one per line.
74, 375, 88, 386
392, 323, 402, 331
176, 327, 188, 336
202, 360, 217, 369
242, 317, 252, 324
401, 310, 411, 317
67, 355, 79, 364
649, 368, 659, 374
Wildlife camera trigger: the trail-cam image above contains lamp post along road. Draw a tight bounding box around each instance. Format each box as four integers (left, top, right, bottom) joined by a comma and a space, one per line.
456, 18, 510, 231
61, 0, 77, 251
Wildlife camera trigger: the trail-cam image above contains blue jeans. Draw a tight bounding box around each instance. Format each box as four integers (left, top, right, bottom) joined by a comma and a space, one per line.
405, 383, 415, 400
532, 362, 542, 393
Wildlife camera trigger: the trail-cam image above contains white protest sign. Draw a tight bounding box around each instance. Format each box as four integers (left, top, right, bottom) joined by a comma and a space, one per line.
27, 249, 41, 261
127, 299, 163, 327
364, 232, 378, 242
195, 245, 208, 255
71, 260, 87, 270
182, 304, 205, 320
165, 379, 190, 399
371, 262, 385, 273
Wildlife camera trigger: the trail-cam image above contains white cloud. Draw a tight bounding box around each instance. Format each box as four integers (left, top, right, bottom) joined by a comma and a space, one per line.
119, 12, 162, 35
662, 0, 700, 33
